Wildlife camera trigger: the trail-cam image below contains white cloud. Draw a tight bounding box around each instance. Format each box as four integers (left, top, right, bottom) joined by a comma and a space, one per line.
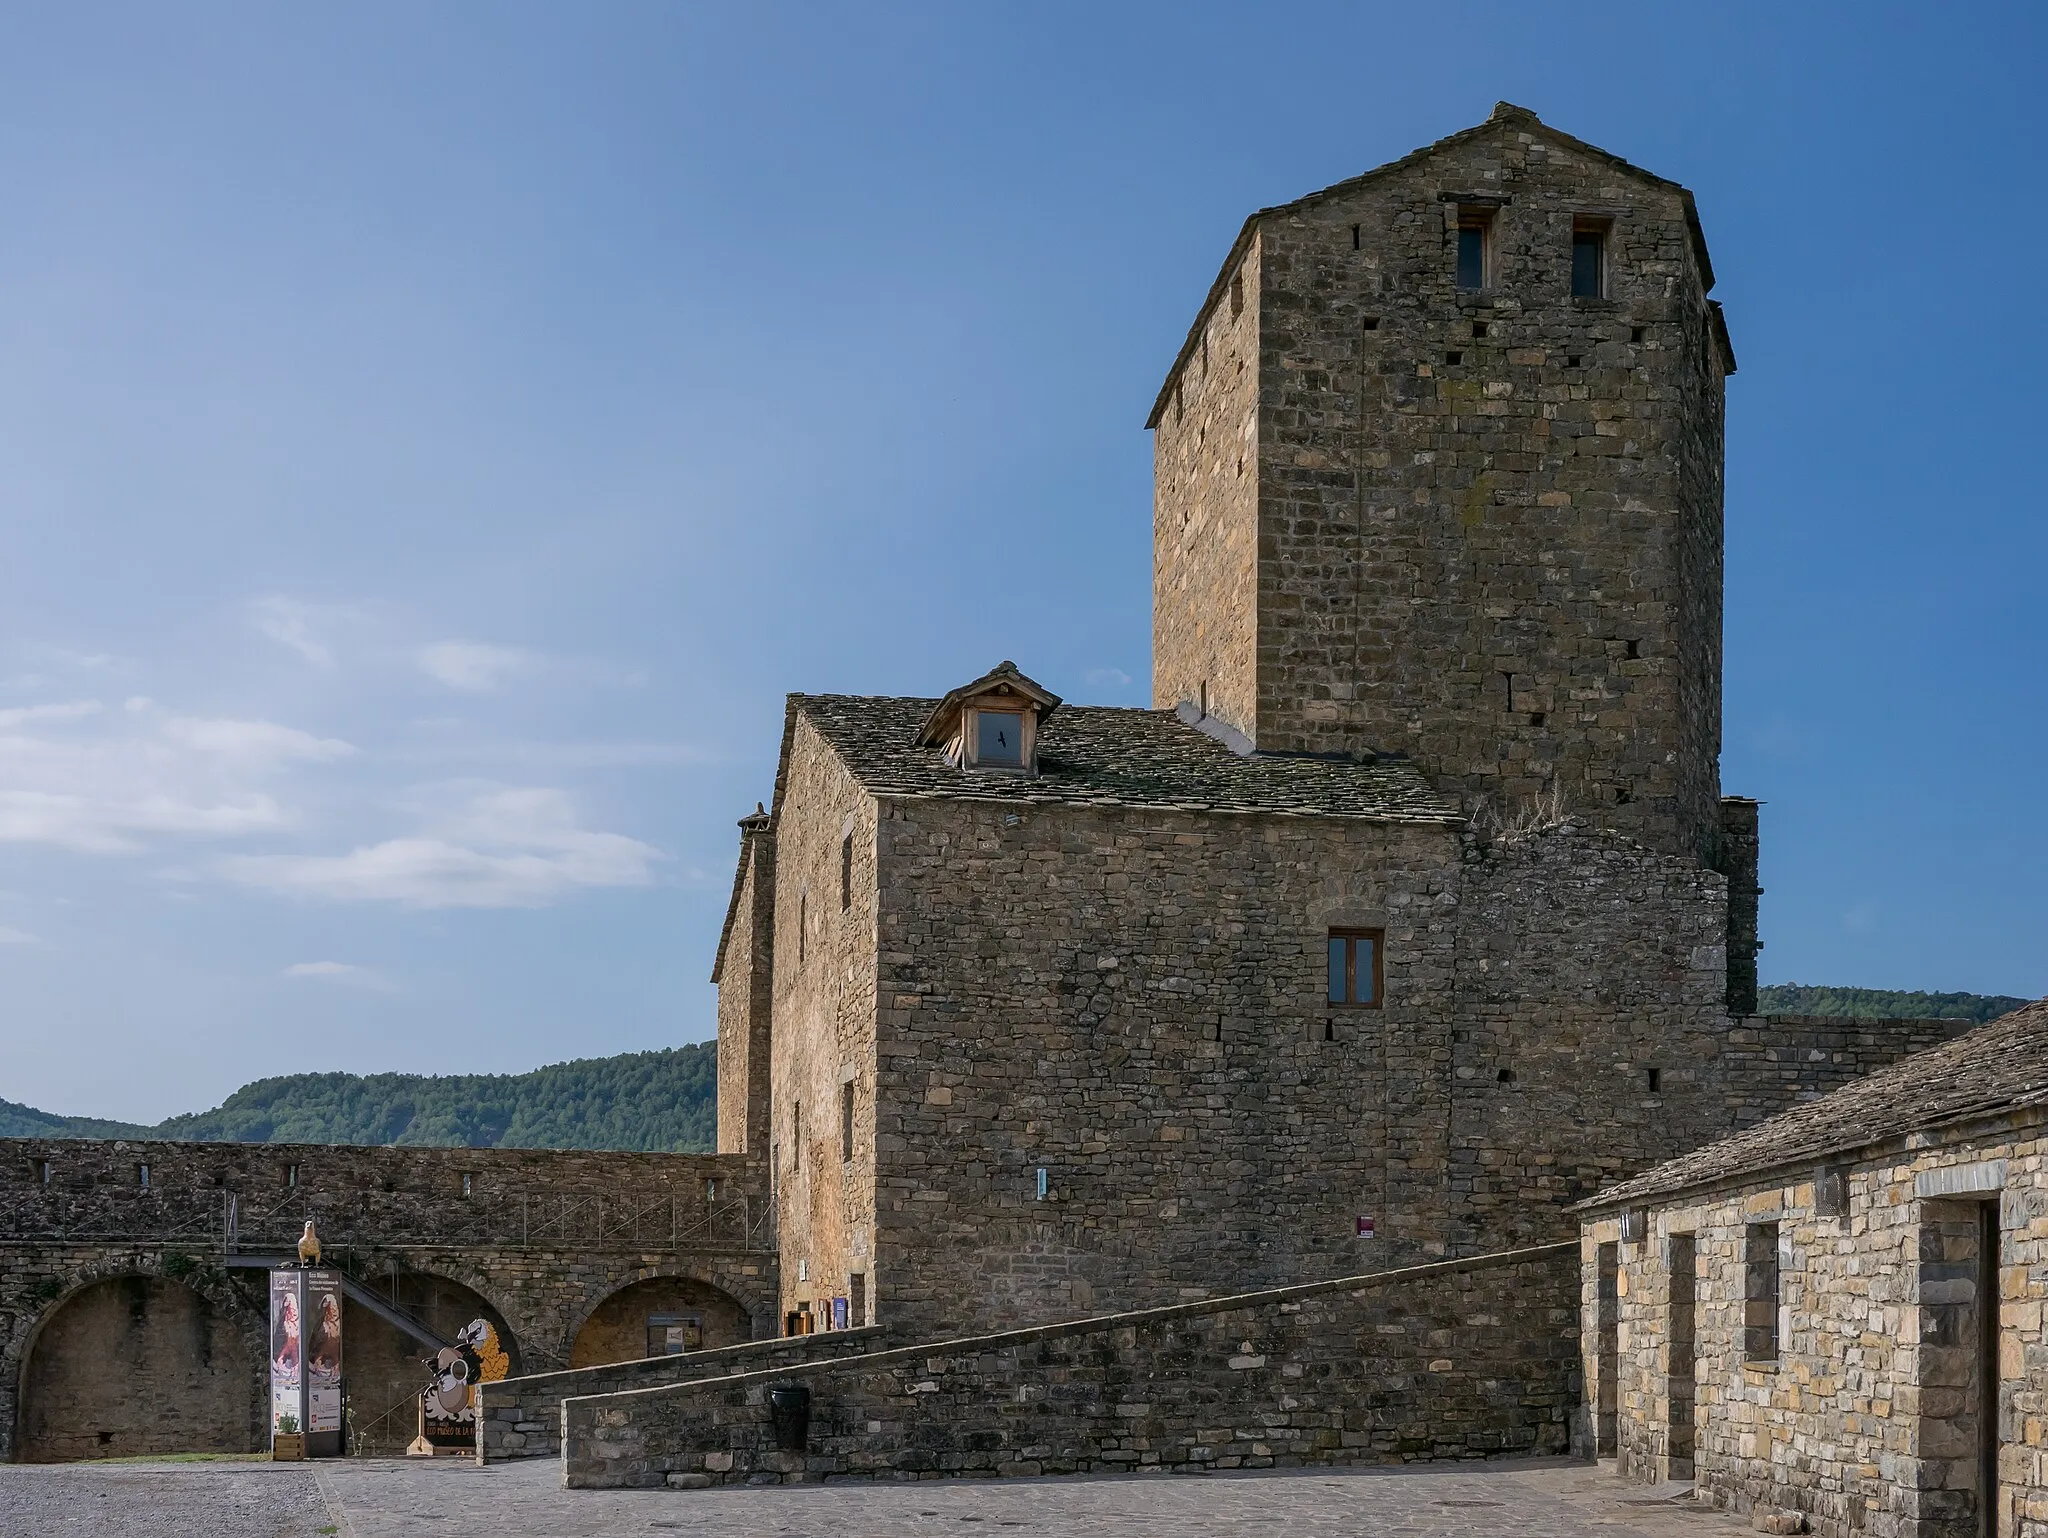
250, 596, 335, 667
0, 698, 354, 853
1085, 666, 1133, 689
0, 925, 49, 947
418, 641, 527, 692
220, 785, 662, 908
282, 960, 396, 991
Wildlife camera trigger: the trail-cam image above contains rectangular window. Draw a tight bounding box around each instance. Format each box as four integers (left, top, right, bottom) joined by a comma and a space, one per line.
840, 1081, 855, 1164
286, 1163, 300, 1188
1455, 208, 1493, 291
1326, 929, 1383, 1008
136, 1163, 150, 1189
850, 1272, 868, 1328
461, 1171, 474, 1197
36, 1159, 51, 1185
976, 710, 1023, 766
1744, 1221, 1780, 1362
839, 831, 853, 910
793, 1101, 802, 1169
1572, 221, 1607, 298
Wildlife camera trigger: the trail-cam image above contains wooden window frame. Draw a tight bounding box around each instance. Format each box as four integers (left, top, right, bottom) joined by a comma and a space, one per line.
1571, 214, 1612, 300
1326, 928, 1385, 1010
1455, 206, 1496, 292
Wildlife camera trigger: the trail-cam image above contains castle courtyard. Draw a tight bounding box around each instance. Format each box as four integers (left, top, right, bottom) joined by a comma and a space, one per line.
0, 1455, 1750, 1538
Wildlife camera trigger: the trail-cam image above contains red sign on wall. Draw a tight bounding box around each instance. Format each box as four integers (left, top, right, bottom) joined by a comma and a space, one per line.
1356, 1215, 1376, 1238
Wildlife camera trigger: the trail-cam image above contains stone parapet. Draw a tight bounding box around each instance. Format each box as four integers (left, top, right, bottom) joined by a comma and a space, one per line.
479, 1326, 886, 1461
561, 1243, 1578, 1488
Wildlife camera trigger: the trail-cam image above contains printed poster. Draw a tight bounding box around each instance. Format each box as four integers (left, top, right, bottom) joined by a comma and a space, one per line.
269, 1271, 302, 1433
305, 1271, 344, 1435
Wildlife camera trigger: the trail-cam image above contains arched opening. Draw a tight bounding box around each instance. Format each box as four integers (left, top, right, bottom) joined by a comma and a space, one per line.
18, 1275, 261, 1462
569, 1276, 750, 1369
343, 1270, 519, 1456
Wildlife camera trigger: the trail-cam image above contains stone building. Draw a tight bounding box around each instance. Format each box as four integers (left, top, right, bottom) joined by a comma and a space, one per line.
709, 104, 1960, 1341
1578, 998, 2048, 1538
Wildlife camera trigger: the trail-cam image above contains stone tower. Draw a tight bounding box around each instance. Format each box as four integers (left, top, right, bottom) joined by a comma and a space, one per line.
1150, 103, 1736, 863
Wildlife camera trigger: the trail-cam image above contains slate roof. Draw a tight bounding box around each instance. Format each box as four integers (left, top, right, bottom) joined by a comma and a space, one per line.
792, 695, 1463, 823
1583, 997, 2048, 1208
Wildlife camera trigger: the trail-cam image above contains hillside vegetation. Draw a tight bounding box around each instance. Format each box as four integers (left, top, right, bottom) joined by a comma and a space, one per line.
1757, 985, 2031, 1024
0, 1043, 717, 1152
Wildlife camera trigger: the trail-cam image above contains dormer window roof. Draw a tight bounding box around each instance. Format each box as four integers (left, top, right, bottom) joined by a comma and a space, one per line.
916, 661, 1061, 775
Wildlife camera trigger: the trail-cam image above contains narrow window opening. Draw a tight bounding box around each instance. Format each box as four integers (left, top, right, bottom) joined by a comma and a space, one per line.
839, 832, 853, 911
1625, 638, 1641, 659
286, 1163, 300, 1188
1497, 1067, 1515, 1085
1326, 929, 1384, 1009
798, 894, 807, 963
1455, 210, 1492, 292
1229, 275, 1244, 318
1035, 1168, 1049, 1201
1444, 350, 1463, 365
1322, 1018, 1336, 1042
1529, 712, 1546, 728
1566, 354, 1582, 368
136, 1163, 150, 1189
1198, 680, 1208, 717
1646, 1067, 1662, 1093
1743, 1221, 1781, 1362
36, 1159, 51, 1185
1350, 223, 1361, 250
1630, 325, 1645, 343
1471, 320, 1488, 339
850, 1272, 868, 1326
840, 1081, 855, 1164
1502, 672, 1516, 712
1571, 225, 1607, 298
792, 1101, 802, 1170
1360, 315, 1379, 331
461, 1171, 474, 1197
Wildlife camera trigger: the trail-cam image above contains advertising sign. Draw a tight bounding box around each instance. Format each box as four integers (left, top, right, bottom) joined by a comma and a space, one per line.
305, 1271, 344, 1436
271, 1268, 345, 1457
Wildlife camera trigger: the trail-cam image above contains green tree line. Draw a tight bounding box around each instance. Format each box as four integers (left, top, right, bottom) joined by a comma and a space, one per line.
0, 1043, 718, 1151
1755, 985, 2030, 1024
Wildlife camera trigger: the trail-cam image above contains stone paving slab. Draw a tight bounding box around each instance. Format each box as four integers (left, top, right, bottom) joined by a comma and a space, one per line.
308, 1455, 1747, 1538
0, 1460, 333, 1538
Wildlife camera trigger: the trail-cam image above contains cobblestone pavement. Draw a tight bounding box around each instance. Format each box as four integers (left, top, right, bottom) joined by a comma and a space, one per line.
0, 1460, 333, 1538
308, 1455, 1747, 1538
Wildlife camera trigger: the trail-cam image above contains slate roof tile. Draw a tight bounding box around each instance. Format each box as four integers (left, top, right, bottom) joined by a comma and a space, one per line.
793, 695, 1463, 823
1584, 997, 2048, 1208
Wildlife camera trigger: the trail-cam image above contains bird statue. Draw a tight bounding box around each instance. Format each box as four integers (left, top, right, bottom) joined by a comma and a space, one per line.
297, 1219, 322, 1266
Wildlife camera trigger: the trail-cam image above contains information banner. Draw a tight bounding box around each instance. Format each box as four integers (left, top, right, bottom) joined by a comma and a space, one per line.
270, 1268, 345, 1456
305, 1271, 344, 1436
268, 1271, 303, 1437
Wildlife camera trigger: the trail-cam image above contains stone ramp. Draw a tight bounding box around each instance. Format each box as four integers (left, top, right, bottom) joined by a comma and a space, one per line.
561, 1242, 1580, 1488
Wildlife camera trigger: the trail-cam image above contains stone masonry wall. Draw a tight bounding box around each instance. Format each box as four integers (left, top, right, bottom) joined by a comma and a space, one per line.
716, 814, 776, 1156
480, 1325, 886, 1460
770, 714, 881, 1327
563, 1243, 1578, 1488
1151, 231, 1262, 741
865, 793, 1777, 1337
1154, 107, 1731, 864
1584, 1114, 2048, 1538
0, 1138, 776, 1460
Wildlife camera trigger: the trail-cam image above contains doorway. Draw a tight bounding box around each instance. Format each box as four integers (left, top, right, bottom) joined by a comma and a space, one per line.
1667, 1233, 1696, 1480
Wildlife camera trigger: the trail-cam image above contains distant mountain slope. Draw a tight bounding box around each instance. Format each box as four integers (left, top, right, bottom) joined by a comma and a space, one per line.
1758, 985, 2032, 1024
0, 1044, 717, 1152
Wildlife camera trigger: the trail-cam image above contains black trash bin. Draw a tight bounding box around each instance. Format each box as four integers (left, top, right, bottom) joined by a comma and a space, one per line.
767, 1382, 811, 1453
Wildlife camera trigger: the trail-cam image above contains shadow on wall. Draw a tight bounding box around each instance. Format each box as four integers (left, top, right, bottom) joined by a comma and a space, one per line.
19, 1275, 262, 1463
569, 1278, 751, 1370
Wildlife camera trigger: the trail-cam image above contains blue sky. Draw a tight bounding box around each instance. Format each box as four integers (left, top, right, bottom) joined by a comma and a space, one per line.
1, 3, 2041, 1122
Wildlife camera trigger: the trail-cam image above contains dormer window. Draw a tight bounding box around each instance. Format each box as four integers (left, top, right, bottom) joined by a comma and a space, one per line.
977, 711, 1024, 766
915, 661, 1062, 776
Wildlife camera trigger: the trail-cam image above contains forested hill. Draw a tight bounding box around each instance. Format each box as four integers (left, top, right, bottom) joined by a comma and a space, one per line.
1756, 985, 2032, 1024
0, 1043, 717, 1152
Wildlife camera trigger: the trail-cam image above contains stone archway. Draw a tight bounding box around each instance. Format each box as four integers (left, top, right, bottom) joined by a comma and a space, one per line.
568, 1275, 751, 1369
344, 1269, 521, 1456
17, 1273, 263, 1462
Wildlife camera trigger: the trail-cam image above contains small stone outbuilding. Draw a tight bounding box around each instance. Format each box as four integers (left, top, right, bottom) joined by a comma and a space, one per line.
1578, 997, 2048, 1538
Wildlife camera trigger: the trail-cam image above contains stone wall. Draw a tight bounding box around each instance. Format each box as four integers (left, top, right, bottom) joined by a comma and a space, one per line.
479, 1325, 886, 1460
1150, 104, 1733, 865
1583, 1112, 2048, 1538
715, 809, 776, 1156
0, 1137, 777, 1461
768, 713, 881, 1329
1150, 228, 1261, 741
563, 1243, 1579, 1488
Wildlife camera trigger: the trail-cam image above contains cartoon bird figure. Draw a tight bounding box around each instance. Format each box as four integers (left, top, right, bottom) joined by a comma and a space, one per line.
297, 1220, 321, 1265
458, 1318, 510, 1385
